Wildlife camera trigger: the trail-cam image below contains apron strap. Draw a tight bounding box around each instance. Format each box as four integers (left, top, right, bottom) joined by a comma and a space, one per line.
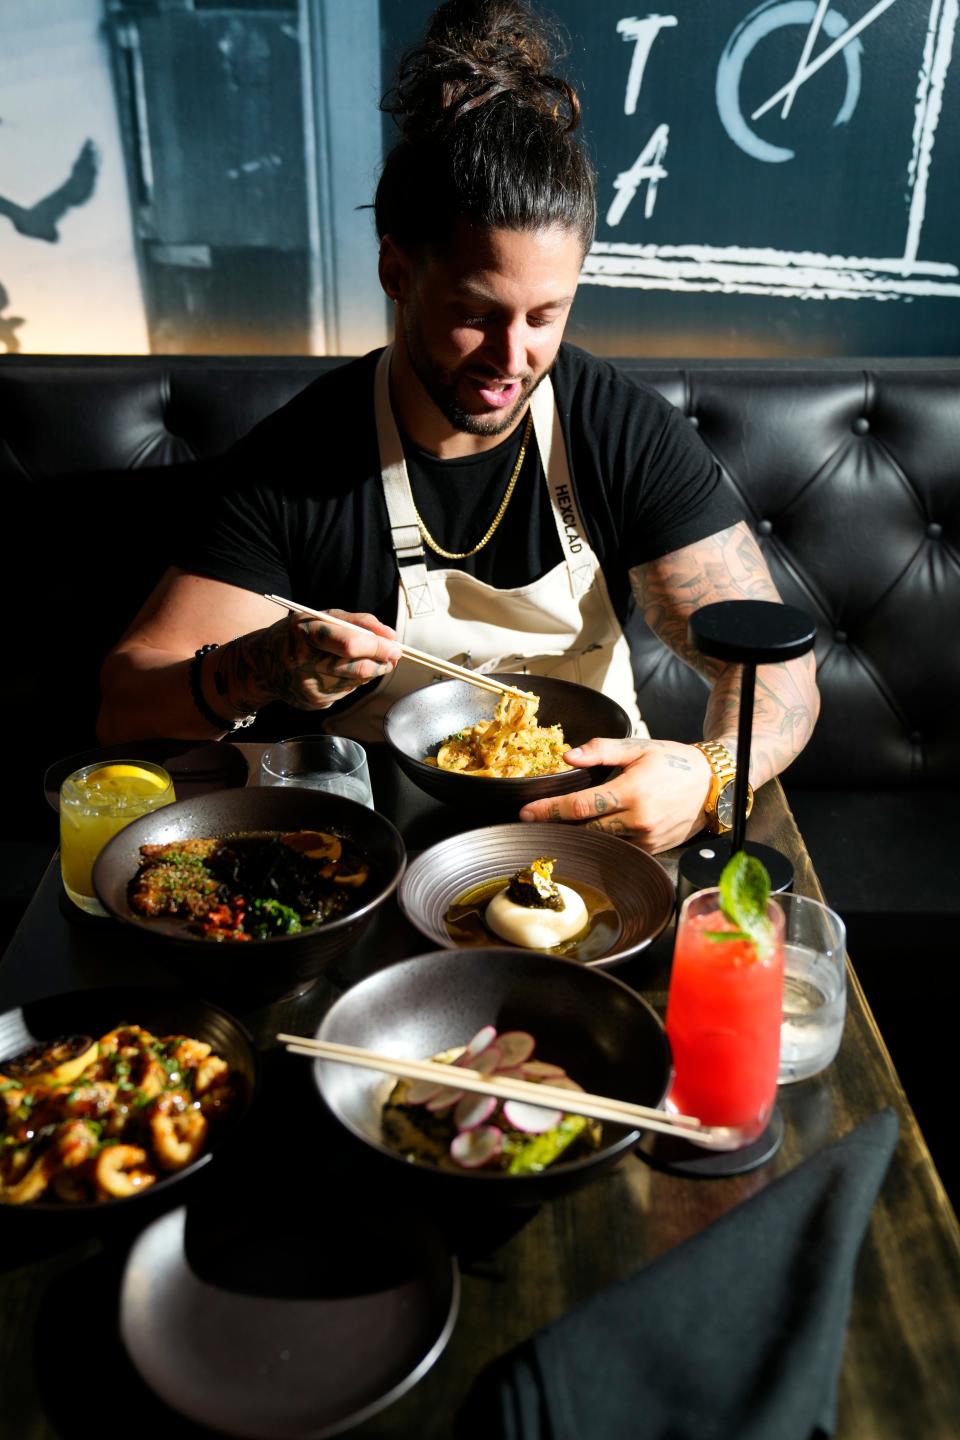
374, 346, 435, 617
529, 379, 599, 600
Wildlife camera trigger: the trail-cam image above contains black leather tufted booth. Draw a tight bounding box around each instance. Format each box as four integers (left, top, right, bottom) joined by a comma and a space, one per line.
3, 354, 958, 936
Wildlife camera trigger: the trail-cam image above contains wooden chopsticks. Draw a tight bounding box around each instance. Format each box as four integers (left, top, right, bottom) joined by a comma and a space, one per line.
263, 594, 532, 702
277, 1034, 738, 1148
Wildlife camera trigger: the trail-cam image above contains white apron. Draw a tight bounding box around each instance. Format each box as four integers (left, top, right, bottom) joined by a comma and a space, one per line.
330, 346, 646, 743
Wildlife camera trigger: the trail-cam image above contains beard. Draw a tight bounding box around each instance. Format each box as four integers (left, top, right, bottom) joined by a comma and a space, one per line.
402, 310, 549, 437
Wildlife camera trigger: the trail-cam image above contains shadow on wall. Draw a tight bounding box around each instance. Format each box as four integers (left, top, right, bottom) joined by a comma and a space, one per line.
0, 140, 99, 353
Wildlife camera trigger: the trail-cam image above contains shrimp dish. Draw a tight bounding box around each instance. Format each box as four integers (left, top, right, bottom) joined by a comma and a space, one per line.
0, 1024, 238, 1205
381, 1025, 601, 1175
428, 690, 572, 779
128, 829, 372, 941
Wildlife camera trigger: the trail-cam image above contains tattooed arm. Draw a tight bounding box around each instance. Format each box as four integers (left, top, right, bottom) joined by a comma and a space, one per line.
97, 567, 401, 743
520, 522, 819, 852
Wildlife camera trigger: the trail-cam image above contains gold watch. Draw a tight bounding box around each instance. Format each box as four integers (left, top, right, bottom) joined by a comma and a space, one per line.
693, 740, 753, 835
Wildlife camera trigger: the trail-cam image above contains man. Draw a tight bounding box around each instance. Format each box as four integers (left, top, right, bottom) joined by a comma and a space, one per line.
98, 0, 818, 853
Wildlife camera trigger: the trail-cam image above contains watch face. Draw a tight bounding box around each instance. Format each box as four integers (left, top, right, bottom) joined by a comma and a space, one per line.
716, 780, 737, 830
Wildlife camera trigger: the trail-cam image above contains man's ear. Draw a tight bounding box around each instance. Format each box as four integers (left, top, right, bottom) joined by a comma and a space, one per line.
379, 236, 412, 304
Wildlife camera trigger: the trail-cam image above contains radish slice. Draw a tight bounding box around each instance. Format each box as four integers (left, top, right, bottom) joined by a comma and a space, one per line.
450, 1126, 503, 1169
523, 1060, 566, 1081
454, 1094, 497, 1131
493, 1064, 525, 1082
503, 1100, 564, 1133
404, 1079, 443, 1105
459, 1026, 498, 1064
456, 1044, 501, 1075
494, 1031, 535, 1069
426, 1084, 464, 1112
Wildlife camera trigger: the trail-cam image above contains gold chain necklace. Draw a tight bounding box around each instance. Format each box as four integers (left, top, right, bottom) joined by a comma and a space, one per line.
412, 412, 533, 560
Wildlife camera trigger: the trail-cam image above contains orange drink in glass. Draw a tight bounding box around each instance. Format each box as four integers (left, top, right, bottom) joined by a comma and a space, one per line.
60, 761, 175, 916
666, 887, 785, 1143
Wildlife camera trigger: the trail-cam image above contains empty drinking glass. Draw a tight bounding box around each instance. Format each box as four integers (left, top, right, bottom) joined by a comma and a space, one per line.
260, 736, 374, 808
774, 892, 846, 1083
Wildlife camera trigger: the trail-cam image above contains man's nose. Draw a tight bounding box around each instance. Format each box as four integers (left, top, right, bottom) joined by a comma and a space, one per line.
487, 320, 527, 378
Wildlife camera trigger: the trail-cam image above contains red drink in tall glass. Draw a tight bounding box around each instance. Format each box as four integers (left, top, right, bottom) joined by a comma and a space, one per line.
666, 891, 785, 1140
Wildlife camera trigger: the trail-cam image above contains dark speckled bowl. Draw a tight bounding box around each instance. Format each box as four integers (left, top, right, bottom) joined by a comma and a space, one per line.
93, 788, 406, 1002
383, 672, 633, 816
311, 948, 671, 1207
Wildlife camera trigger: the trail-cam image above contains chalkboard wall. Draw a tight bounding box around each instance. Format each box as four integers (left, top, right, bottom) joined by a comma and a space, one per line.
382, 0, 960, 357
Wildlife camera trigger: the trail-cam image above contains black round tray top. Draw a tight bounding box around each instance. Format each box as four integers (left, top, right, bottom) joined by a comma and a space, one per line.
688, 600, 817, 665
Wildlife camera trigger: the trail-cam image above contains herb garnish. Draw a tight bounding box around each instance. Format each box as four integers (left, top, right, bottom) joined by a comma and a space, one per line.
713, 851, 775, 956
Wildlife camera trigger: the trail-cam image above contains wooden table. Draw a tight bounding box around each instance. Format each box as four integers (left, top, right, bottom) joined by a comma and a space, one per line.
2, 746, 958, 1438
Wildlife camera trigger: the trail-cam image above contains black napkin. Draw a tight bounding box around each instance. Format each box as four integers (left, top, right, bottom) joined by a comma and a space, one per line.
457, 1109, 898, 1440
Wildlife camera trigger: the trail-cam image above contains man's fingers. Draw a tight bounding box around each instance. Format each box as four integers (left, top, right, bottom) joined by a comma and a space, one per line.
584, 814, 653, 848
327, 608, 400, 643
564, 736, 651, 768
519, 783, 625, 825
299, 615, 401, 665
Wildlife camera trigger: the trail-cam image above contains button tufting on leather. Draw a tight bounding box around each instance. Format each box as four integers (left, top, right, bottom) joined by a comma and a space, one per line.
686, 414, 699, 429
927, 522, 943, 539
852, 416, 870, 434
757, 519, 773, 536
835, 630, 848, 644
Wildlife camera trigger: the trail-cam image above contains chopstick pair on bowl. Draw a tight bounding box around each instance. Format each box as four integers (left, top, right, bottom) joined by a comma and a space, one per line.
264, 594, 531, 703
279, 1034, 745, 1151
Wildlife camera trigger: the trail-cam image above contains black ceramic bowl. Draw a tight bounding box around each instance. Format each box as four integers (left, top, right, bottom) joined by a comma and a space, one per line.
0, 987, 257, 1233
383, 673, 633, 815
311, 949, 671, 1207
93, 788, 406, 1001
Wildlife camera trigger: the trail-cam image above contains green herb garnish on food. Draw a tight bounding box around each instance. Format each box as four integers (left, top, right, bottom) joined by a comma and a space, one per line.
718, 851, 775, 954
248, 898, 303, 938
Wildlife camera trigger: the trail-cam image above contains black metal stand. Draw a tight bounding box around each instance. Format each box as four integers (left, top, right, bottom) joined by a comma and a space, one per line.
677, 599, 818, 900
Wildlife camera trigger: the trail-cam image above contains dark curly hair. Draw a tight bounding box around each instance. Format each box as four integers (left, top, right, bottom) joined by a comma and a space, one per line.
375, 0, 596, 255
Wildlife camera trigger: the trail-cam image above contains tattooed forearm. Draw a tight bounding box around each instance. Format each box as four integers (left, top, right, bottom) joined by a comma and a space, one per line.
703, 653, 818, 786
631, 522, 782, 679
631, 523, 820, 785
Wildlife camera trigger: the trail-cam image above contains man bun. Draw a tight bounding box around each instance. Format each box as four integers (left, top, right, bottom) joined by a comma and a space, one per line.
384, 0, 580, 139
375, 0, 595, 254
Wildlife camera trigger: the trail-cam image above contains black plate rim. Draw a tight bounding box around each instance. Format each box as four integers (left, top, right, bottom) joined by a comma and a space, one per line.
119, 1203, 461, 1438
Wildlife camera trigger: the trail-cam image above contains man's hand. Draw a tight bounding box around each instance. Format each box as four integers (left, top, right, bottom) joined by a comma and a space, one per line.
518, 737, 714, 854
231, 608, 402, 712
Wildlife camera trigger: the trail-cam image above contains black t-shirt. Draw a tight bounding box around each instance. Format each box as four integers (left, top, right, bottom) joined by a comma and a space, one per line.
177, 345, 742, 636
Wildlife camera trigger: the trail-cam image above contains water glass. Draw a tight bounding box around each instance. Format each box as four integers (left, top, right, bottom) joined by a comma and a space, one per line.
774, 892, 846, 1083
260, 735, 374, 808
666, 886, 785, 1145
60, 760, 176, 916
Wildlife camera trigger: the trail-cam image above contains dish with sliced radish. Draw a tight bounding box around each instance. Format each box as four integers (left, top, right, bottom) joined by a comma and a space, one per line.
380, 1026, 601, 1176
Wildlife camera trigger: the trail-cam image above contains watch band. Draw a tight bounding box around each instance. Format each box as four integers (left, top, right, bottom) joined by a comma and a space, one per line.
692, 739, 739, 835
692, 739, 737, 788
188, 644, 257, 733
